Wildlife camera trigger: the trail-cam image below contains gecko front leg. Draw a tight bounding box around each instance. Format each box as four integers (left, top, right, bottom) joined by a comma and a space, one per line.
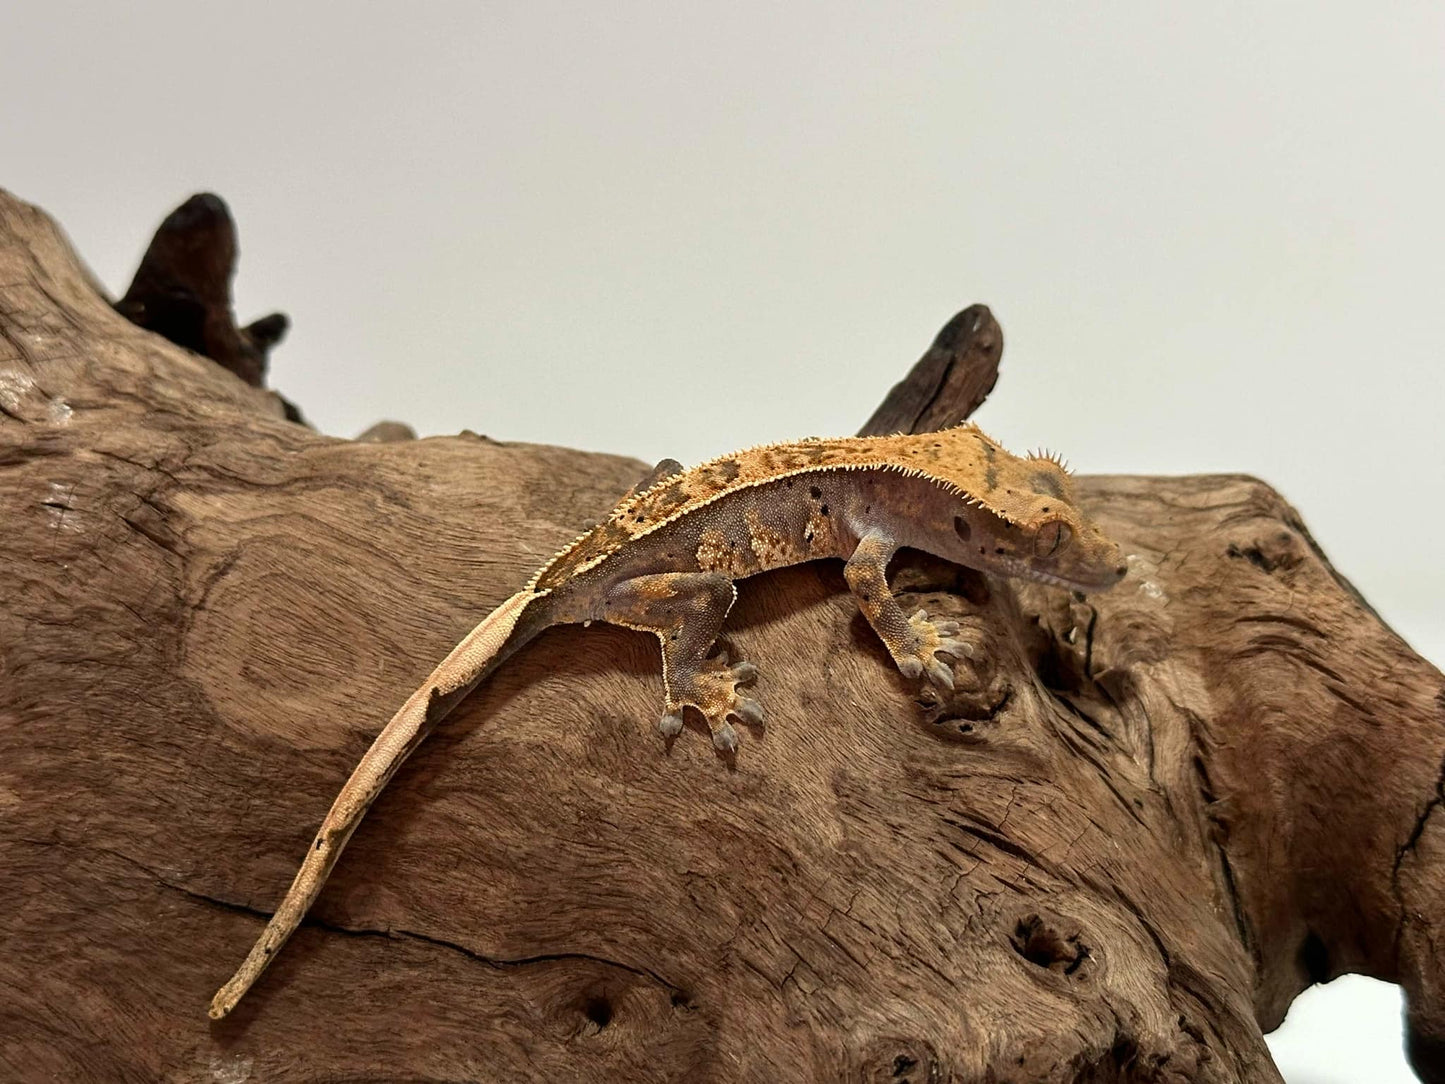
844, 528, 973, 690
601, 571, 764, 753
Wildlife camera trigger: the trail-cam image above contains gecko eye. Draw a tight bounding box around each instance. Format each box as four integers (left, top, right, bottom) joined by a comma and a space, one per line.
1034, 520, 1072, 558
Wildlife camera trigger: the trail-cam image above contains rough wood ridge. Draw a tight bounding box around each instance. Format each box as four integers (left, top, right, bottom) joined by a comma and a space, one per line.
2, 191, 1443, 1083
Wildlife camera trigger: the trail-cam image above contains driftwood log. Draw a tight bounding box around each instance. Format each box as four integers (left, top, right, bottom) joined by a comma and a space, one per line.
2, 191, 1443, 1084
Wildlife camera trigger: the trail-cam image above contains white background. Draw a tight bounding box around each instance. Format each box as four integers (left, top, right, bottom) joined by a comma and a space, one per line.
5, 4, 1442, 1079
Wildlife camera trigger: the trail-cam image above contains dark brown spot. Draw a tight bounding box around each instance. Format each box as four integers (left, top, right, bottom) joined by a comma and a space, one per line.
708, 459, 742, 484
809, 486, 823, 500
800, 443, 831, 464
1031, 471, 1066, 499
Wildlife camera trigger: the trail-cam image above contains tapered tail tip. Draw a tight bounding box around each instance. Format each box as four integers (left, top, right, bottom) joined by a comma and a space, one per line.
209, 981, 242, 1020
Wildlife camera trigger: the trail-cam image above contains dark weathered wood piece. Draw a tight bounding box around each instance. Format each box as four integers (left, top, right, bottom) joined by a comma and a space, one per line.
355, 420, 418, 443
114, 192, 303, 423
858, 303, 1001, 438
3, 189, 1443, 1082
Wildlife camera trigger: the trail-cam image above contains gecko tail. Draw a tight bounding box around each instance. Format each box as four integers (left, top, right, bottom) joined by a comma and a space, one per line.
208, 587, 546, 1020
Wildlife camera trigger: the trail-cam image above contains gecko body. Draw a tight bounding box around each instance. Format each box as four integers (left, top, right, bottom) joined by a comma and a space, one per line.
209, 424, 1126, 1018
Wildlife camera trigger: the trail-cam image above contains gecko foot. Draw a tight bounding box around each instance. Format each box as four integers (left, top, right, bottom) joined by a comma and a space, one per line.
892, 609, 976, 691
659, 653, 764, 752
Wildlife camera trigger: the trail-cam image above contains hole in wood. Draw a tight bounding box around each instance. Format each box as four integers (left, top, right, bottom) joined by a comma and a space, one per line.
582, 996, 612, 1029
861, 1037, 942, 1083
1011, 914, 1091, 977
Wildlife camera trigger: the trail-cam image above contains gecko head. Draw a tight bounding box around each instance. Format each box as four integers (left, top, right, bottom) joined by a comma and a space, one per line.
943, 449, 1128, 593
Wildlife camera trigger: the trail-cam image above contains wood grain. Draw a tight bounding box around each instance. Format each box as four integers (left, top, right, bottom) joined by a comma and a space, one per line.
3, 189, 1442, 1082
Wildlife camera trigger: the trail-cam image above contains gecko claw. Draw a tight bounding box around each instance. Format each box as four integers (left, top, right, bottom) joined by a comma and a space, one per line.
712, 722, 740, 753
658, 712, 685, 739
897, 656, 924, 680
733, 696, 765, 727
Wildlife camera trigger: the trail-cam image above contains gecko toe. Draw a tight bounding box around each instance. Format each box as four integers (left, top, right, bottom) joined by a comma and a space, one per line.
733, 696, 765, 727
712, 722, 740, 753
729, 660, 759, 685
925, 658, 955, 690
936, 637, 975, 660
658, 712, 685, 739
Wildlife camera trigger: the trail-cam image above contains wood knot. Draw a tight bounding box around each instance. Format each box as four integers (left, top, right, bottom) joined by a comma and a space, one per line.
1226, 529, 1304, 574
917, 685, 1013, 742
1010, 912, 1094, 982
860, 1037, 944, 1083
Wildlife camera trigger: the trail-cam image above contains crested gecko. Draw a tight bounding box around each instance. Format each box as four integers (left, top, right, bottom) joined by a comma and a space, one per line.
209, 423, 1127, 1018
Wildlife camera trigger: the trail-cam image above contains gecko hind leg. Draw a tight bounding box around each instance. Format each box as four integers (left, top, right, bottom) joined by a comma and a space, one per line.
601, 571, 763, 753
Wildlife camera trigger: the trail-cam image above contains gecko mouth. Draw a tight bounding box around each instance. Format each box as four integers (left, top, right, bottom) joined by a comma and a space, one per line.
1030, 570, 1107, 592
1001, 558, 1122, 594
